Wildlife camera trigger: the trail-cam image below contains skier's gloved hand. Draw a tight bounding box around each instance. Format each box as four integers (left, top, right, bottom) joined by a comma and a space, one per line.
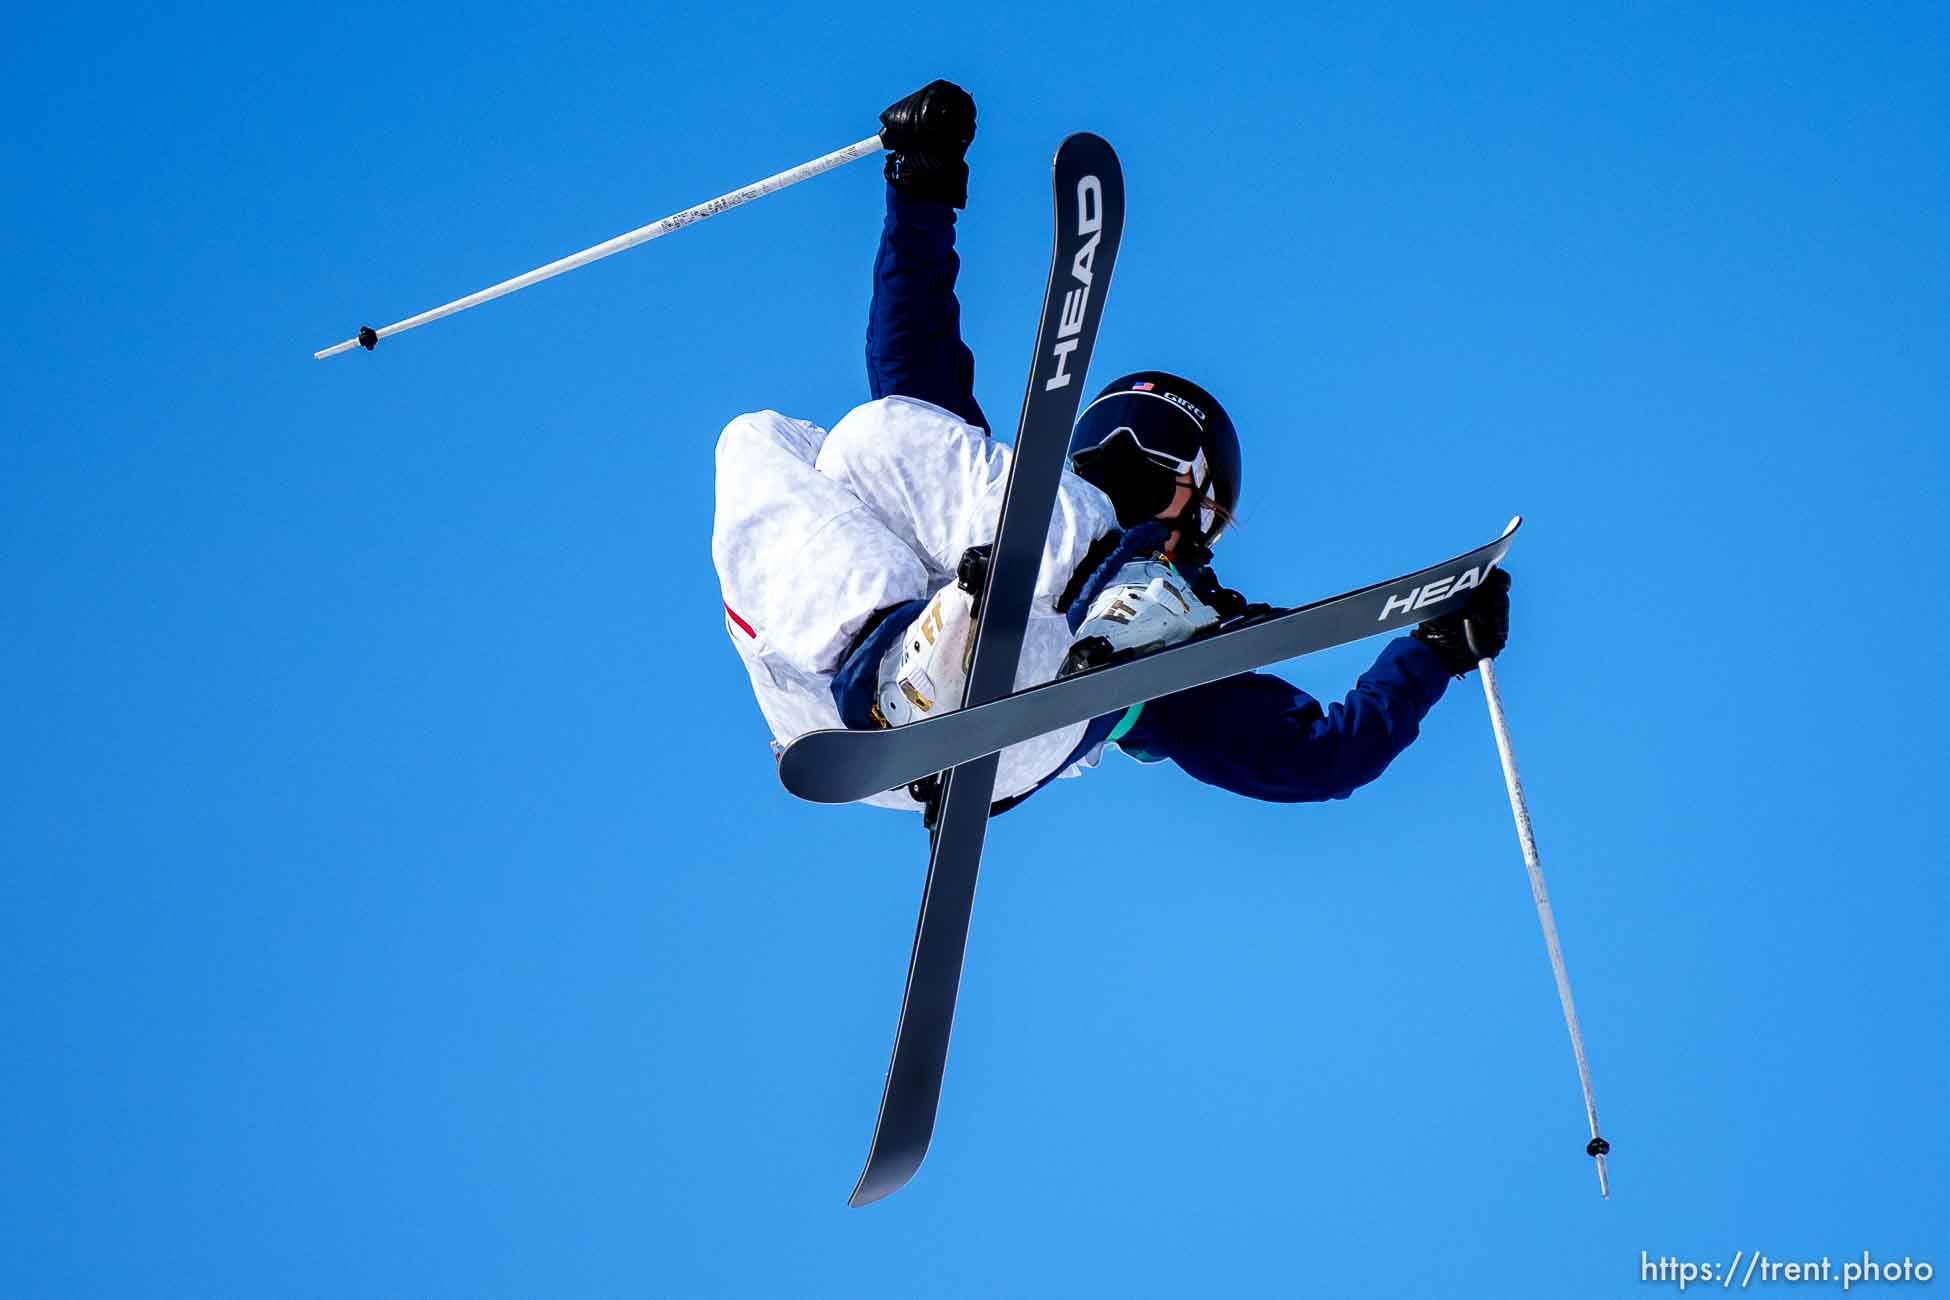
1412, 567, 1512, 676
1187, 564, 1251, 620
879, 79, 976, 209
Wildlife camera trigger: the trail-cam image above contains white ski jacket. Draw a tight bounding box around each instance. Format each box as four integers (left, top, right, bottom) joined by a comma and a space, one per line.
711, 398, 1118, 810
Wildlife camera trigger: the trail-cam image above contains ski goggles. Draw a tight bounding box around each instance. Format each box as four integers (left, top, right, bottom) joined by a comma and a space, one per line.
1070, 428, 1211, 528
1070, 425, 1207, 481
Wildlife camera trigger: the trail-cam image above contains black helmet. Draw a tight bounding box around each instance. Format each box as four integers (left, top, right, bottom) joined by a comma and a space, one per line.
1067, 371, 1241, 543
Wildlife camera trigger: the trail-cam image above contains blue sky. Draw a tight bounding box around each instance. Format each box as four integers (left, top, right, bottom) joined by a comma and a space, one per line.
5, 2, 1946, 1296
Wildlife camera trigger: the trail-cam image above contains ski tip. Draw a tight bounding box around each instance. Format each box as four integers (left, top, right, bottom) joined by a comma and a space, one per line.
1053, 131, 1119, 172
1502, 513, 1522, 538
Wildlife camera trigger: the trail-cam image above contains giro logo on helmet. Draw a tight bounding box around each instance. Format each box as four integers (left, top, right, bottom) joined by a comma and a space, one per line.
1152, 389, 1206, 426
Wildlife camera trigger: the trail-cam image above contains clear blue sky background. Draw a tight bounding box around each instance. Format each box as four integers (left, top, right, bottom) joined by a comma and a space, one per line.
6, 3, 1945, 1296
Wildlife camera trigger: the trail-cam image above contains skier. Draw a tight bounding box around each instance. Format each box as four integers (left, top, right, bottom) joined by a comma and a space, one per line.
712, 80, 1512, 813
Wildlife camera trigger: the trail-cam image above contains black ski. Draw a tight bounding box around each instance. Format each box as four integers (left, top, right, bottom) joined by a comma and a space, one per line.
786, 518, 1521, 806
847, 133, 1125, 1208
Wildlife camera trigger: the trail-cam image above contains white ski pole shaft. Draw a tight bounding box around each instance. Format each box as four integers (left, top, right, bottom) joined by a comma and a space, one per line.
314, 132, 886, 359
1478, 656, 1611, 1199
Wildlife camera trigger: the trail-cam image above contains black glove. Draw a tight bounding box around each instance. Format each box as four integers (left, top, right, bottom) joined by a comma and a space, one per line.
879, 79, 976, 208
1412, 567, 1511, 675
1185, 551, 1252, 619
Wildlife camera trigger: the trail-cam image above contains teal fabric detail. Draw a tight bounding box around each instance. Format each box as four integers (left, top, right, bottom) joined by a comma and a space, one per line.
1106, 702, 1145, 745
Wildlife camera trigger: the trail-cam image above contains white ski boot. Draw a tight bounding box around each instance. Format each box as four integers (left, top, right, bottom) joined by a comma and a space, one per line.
1060, 555, 1220, 676
872, 581, 979, 728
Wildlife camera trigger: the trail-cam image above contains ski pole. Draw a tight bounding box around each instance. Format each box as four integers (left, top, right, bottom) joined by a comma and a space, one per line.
1477, 654, 1612, 1199
313, 132, 886, 359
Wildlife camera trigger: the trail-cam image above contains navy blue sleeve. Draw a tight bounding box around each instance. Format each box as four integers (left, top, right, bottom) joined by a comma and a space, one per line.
1115, 636, 1454, 802
865, 185, 989, 432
